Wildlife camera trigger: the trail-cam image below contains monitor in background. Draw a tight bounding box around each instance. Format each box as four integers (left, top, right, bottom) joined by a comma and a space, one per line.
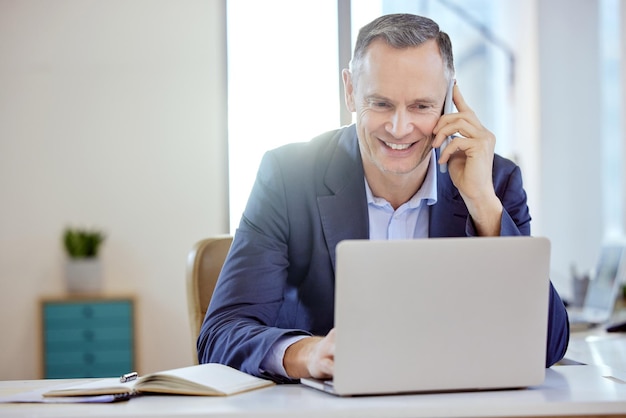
569, 241, 626, 329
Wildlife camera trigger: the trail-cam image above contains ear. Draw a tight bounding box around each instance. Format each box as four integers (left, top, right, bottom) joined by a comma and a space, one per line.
342, 69, 356, 112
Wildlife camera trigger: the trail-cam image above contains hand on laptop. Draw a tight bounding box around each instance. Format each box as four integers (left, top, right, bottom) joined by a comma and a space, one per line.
283, 328, 335, 379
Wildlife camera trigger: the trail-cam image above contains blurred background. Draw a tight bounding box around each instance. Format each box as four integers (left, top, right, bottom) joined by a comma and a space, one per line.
1, 0, 624, 379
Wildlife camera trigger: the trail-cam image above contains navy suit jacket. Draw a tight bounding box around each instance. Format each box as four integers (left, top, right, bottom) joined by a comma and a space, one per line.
197, 125, 570, 382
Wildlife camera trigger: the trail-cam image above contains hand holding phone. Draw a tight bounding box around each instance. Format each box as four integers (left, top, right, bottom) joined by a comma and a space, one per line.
439, 79, 455, 174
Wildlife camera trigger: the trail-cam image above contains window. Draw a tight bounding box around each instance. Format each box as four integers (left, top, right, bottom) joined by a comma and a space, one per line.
227, 0, 339, 232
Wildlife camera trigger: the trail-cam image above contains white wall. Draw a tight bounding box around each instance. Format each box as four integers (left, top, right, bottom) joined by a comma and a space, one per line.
0, 0, 228, 379
537, 0, 604, 293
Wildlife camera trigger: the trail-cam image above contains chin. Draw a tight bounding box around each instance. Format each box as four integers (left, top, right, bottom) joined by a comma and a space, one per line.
380, 163, 421, 175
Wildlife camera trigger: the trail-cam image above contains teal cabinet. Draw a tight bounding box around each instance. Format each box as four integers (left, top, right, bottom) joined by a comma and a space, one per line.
41, 297, 135, 379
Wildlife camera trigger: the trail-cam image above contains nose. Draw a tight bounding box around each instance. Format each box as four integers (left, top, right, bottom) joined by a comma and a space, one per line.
385, 108, 414, 138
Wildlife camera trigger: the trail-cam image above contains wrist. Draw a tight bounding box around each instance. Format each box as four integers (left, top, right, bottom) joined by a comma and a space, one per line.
466, 194, 503, 236
283, 336, 321, 379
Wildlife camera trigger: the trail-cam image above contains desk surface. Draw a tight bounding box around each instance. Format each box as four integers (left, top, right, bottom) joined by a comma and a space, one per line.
1, 365, 626, 418
564, 306, 626, 370
566, 329, 626, 369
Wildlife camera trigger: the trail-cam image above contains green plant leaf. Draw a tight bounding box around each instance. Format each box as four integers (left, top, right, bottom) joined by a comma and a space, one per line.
63, 228, 106, 259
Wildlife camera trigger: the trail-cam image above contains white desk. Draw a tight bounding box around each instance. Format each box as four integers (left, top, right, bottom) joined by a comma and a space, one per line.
564, 303, 626, 371
565, 329, 626, 371
1, 365, 626, 418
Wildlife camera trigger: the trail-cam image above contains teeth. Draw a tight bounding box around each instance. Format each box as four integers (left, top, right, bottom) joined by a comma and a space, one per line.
385, 141, 411, 150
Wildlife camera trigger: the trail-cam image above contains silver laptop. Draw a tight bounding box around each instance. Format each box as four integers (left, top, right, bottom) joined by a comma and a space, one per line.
568, 241, 626, 329
302, 236, 551, 396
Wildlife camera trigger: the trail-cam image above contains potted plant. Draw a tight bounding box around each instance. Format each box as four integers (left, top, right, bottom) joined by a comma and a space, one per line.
63, 227, 106, 293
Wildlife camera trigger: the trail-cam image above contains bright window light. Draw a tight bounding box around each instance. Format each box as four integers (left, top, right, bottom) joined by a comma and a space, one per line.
227, 1, 339, 233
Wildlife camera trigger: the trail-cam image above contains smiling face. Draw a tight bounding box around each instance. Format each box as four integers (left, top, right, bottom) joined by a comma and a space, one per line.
344, 38, 448, 187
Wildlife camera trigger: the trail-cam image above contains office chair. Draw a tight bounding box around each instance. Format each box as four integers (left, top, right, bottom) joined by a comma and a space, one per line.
186, 235, 233, 364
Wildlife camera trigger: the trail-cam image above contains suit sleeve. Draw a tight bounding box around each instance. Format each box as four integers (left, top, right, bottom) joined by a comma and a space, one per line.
545, 283, 570, 366
196, 151, 309, 383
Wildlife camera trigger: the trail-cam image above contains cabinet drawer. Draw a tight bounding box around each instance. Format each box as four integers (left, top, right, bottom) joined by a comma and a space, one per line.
45, 349, 133, 378
45, 357, 132, 379
46, 348, 132, 366
44, 301, 131, 328
45, 327, 132, 352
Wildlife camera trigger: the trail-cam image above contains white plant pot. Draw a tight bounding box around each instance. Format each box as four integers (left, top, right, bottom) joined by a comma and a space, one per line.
65, 258, 103, 294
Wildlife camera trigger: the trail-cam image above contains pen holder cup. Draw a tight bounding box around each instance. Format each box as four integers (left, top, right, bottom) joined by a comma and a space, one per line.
571, 275, 590, 308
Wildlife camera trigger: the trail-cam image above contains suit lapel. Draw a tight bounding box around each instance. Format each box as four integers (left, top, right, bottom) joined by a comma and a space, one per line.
317, 126, 369, 269
430, 157, 469, 237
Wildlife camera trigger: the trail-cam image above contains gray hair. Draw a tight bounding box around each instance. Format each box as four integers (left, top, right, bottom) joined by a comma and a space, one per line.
350, 14, 454, 82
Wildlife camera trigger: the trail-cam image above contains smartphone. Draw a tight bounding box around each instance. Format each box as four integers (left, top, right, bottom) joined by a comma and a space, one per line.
439, 79, 455, 174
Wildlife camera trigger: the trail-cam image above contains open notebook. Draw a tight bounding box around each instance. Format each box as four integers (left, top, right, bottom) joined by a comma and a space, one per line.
43, 363, 274, 399
302, 237, 552, 396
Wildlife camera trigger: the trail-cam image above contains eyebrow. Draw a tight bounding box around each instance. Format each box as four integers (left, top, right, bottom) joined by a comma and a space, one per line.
365, 94, 391, 102
365, 94, 439, 106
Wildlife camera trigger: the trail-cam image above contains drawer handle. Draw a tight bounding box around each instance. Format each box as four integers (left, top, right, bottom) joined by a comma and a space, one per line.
83, 330, 94, 341
82, 306, 93, 318
83, 353, 94, 364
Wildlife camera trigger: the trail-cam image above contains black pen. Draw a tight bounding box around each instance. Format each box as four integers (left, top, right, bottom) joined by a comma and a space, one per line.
120, 371, 138, 383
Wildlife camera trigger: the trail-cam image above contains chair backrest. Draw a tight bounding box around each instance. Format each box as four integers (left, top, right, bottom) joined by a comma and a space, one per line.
186, 235, 233, 363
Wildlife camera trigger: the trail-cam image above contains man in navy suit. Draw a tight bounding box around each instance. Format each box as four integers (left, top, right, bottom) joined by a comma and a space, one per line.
197, 13, 569, 383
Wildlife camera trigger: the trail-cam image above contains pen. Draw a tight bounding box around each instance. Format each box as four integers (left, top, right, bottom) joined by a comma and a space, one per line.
120, 371, 138, 383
